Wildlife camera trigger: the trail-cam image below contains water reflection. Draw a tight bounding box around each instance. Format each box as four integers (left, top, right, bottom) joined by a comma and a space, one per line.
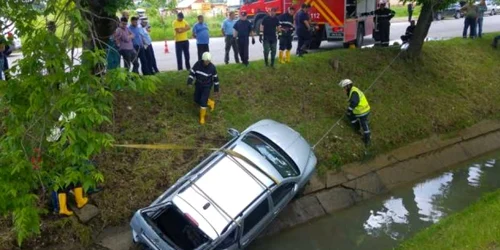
467, 164, 483, 187
364, 198, 409, 240
251, 154, 500, 250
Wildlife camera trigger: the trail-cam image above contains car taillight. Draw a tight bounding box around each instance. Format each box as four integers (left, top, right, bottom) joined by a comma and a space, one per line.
184, 213, 199, 227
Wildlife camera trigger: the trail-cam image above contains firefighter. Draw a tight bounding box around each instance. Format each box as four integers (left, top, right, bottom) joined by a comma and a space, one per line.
339, 79, 371, 146
374, 1, 395, 47
47, 112, 90, 216
260, 8, 280, 68
295, 3, 312, 56
278, 7, 295, 63
187, 52, 220, 125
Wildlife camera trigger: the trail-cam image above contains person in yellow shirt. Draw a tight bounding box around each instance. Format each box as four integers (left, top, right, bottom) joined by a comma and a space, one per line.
173, 12, 191, 71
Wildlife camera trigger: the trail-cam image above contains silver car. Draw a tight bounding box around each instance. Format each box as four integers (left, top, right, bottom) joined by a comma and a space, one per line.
130, 119, 317, 250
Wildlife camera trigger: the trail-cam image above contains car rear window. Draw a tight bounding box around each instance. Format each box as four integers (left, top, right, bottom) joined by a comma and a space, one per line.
241, 132, 299, 178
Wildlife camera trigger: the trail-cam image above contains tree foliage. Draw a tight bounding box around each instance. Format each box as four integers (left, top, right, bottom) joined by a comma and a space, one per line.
0, 0, 156, 245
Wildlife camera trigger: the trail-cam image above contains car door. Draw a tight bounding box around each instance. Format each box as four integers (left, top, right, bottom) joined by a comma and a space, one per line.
238, 195, 272, 248
270, 182, 296, 219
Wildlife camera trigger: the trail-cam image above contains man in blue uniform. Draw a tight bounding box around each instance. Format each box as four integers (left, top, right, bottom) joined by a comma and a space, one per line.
295, 4, 311, 56
187, 52, 220, 125
192, 15, 210, 62
374, 1, 395, 47
278, 7, 295, 63
233, 12, 255, 66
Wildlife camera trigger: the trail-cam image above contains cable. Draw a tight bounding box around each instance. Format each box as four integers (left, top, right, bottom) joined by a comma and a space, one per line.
312, 49, 404, 150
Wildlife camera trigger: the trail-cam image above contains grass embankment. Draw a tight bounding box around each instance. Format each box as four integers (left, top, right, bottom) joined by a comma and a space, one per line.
398, 190, 500, 250
2, 34, 500, 249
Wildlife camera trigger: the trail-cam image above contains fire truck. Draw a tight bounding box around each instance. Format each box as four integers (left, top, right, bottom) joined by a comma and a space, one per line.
239, 0, 379, 48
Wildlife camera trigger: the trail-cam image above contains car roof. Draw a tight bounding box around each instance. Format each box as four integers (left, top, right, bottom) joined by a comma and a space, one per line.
173, 141, 279, 240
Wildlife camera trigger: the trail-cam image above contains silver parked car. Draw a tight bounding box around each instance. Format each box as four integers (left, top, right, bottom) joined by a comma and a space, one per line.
130, 119, 317, 250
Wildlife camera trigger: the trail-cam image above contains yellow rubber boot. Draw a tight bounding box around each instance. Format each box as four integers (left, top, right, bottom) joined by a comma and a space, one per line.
73, 187, 88, 209
58, 193, 73, 216
207, 99, 215, 111
278, 51, 284, 63
286, 50, 291, 63
199, 108, 207, 125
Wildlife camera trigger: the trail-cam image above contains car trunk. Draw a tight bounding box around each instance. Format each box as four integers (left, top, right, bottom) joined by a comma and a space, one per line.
133, 204, 211, 250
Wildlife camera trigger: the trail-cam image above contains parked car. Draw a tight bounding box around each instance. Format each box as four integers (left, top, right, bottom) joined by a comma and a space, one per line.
437, 3, 464, 20
130, 119, 317, 250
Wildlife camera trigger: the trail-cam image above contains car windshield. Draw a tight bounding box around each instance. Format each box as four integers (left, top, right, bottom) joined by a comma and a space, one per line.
241, 132, 299, 178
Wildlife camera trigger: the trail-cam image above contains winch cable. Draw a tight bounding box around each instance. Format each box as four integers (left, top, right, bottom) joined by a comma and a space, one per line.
312, 49, 404, 150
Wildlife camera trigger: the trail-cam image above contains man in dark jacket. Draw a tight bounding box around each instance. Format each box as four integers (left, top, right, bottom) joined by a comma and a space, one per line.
401, 20, 416, 43
233, 12, 255, 66
374, 1, 395, 47
187, 52, 220, 125
260, 8, 280, 68
295, 3, 312, 56
278, 7, 295, 63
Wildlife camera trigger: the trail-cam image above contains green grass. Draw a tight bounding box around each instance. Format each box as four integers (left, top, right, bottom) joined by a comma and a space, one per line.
2, 34, 500, 249
147, 14, 226, 41
398, 190, 500, 250
392, 5, 421, 18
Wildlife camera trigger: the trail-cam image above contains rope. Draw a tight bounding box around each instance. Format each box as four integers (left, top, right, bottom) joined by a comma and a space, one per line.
312, 49, 404, 150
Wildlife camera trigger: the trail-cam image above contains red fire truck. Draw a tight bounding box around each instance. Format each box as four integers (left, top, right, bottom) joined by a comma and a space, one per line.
239, 0, 379, 48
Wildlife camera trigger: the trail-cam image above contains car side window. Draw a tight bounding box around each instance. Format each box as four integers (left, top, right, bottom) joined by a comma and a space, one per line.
271, 183, 295, 206
242, 199, 270, 236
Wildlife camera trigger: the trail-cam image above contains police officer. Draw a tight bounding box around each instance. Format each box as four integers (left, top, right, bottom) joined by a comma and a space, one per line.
187, 52, 220, 125
295, 3, 312, 56
339, 79, 371, 146
233, 12, 256, 67
260, 8, 280, 68
374, 1, 395, 47
278, 7, 295, 63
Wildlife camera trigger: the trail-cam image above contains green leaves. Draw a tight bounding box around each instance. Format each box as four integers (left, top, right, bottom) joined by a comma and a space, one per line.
1, 0, 156, 246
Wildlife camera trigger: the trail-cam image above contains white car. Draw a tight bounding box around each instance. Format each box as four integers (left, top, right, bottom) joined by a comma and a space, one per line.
486, 0, 497, 15
476, 1, 497, 15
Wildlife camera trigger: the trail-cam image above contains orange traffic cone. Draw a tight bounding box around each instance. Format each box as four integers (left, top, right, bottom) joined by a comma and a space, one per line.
164, 40, 169, 54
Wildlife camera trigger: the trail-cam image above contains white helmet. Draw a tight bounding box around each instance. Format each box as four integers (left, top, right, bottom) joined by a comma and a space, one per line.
202, 52, 212, 61
338, 79, 353, 88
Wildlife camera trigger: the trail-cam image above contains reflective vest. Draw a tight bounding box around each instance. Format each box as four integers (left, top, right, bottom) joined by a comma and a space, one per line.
349, 86, 371, 115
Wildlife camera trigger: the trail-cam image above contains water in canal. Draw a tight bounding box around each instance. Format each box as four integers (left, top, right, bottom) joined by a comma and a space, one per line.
250, 150, 500, 250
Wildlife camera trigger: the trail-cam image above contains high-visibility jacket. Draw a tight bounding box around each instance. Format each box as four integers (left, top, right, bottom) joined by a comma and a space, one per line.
349, 86, 370, 115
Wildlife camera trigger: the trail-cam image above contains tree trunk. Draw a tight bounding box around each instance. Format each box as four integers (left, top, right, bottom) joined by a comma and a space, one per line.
407, 3, 434, 58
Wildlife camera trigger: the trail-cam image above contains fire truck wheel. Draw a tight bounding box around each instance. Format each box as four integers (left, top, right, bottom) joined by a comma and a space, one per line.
356, 23, 365, 48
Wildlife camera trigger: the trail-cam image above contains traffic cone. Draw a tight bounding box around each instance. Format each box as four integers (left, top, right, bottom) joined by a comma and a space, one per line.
164, 40, 169, 54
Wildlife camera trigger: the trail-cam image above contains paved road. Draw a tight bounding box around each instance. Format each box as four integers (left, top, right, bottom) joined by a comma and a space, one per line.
8, 15, 500, 72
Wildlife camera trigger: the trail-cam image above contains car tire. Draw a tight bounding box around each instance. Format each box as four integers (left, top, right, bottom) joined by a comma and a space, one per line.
454, 12, 460, 19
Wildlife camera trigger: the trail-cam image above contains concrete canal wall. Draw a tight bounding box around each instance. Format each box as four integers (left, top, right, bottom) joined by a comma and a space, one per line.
262, 120, 500, 236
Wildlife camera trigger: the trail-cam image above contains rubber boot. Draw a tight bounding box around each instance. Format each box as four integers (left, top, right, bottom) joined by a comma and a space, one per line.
278, 51, 284, 63
199, 108, 207, 125
73, 187, 88, 209
58, 193, 73, 216
207, 99, 215, 111
285, 50, 291, 63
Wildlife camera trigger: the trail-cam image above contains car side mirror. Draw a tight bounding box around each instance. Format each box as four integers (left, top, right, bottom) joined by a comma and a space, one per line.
228, 128, 240, 138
